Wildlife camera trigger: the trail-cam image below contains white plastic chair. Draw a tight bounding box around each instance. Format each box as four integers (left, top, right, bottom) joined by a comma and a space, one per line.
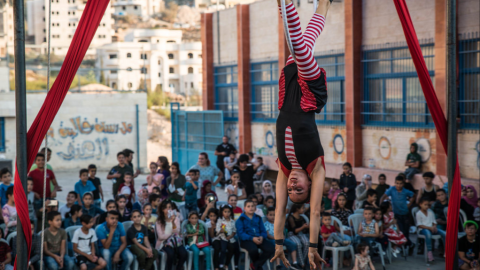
321, 216, 355, 270
65, 225, 82, 256
216, 201, 228, 209
412, 207, 443, 264
122, 221, 133, 232
443, 207, 467, 237
348, 214, 386, 269
354, 209, 364, 214
6, 231, 16, 247
153, 223, 168, 270
181, 219, 214, 270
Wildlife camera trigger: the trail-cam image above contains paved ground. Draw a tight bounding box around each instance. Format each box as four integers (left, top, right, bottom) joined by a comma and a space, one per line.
53, 171, 445, 270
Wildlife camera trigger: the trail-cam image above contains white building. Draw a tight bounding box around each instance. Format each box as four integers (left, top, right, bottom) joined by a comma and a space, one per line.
26, 0, 115, 55
113, 0, 161, 18
95, 29, 202, 94
0, 2, 15, 55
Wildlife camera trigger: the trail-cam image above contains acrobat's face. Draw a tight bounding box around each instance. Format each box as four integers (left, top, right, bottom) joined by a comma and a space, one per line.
287, 170, 311, 203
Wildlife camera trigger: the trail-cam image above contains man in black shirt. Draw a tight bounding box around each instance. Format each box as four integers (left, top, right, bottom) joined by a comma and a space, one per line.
214, 136, 236, 176
107, 152, 134, 197
123, 149, 141, 178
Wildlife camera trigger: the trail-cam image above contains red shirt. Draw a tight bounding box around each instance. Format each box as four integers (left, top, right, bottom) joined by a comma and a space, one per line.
233, 206, 243, 219
321, 224, 337, 242
0, 242, 11, 262
28, 168, 55, 198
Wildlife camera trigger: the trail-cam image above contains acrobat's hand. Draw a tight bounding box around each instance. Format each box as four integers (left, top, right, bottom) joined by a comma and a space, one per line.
308, 248, 326, 270
270, 245, 291, 268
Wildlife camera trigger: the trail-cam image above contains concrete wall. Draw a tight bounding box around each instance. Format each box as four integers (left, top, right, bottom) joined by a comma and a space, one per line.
458, 132, 480, 180
363, 0, 436, 46
0, 92, 148, 171
458, 0, 480, 34
213, 8, 238, 65
249, 0, 279, 61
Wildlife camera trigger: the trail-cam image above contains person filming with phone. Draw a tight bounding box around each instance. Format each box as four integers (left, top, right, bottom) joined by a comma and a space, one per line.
200, 193, 217, 221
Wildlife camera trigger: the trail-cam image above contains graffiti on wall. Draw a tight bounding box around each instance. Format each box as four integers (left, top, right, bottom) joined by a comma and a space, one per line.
378, 137, 392, 160
415, 138, 432, 163
328, 128, 346, 162
46, 116, 134, 161
253, 129, 277, 156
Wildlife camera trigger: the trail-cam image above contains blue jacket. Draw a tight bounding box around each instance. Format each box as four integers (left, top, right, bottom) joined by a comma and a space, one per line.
235, 213, 268, 241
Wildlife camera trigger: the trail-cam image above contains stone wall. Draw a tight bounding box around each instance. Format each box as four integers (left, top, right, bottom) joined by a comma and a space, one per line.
0, 92, 148, 171
213, 8, 238, 65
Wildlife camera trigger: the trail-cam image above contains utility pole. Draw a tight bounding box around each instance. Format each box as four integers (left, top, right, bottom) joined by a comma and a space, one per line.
446, 0, 458, 268
13, 0, 29, 269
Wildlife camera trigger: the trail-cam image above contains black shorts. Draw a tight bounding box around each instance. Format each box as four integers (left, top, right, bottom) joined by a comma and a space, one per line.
75, 255, 98, 269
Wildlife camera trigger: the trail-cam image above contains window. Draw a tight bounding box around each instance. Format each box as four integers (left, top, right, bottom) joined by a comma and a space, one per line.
158, 73, 161, 77
109, 54, 117, 59
140, 53, 147, 60
188, 67, 194, 74
68, 35, 72, 38
169, 67, 174, 73
215, 65, 238, 120
127, 53, 131, 58
168, 53, 174, 59
122, 6, 126, 10
110, 70, 117, 74
56, 23, 59, 26
158, 60, 161, 65
191, 82, 194, 88
0, 118, 4, 152
361, 43, 435, 127
134, 5, 138, 9
188, 53, 193, 59
43, 29, 46, 32
198, 54, 202, 59
128, 82, 133, 88
459, 34, 480, 129
167, 40, 176, 43
69, 23, 71, 26
141, 67, 147, 74
73, 11, 75, 15
56, 11, 59, 15
157, 40, 159, 43
112, 82, 117, 89
315, 54, 345, 124
250, 62, 279, 120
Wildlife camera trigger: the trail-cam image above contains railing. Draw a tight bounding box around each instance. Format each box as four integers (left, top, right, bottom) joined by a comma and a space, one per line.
459, 32, 480, 130
214, 65, 238, 120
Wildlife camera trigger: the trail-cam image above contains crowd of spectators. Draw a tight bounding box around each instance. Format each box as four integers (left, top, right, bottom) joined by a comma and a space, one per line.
0, 139, 478, 270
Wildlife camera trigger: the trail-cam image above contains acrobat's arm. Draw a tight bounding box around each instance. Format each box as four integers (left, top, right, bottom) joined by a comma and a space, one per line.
308, 158, 326, 246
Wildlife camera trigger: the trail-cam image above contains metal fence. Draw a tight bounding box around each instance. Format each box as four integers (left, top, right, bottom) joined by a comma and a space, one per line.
459, 32, 480, 130
0, 117, 4, 152
361, 40, 435, 128
315, 53, 345, 124
214, 65, 238, 121
250, 61, 279, 121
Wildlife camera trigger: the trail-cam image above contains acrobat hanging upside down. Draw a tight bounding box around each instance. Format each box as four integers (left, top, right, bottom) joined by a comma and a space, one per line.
271, 0, 331, 269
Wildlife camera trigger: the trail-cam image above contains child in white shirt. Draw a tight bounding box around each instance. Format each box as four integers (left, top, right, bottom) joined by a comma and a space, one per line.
416, 197, 446, 262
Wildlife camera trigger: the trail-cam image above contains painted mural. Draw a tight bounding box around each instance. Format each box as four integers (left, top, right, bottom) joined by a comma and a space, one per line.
45, 117, 134, 162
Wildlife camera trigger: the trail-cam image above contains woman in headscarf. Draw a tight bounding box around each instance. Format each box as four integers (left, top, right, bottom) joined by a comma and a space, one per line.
132, 187, 149, 212
198, 180, 218, 209
355, 174, 372, 210
262, 180, 275, 199
462, 185, 478, 209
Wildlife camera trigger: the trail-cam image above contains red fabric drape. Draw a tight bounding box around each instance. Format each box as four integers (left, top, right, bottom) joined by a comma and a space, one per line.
13, 0, 110, 268
392, 0, 462, 269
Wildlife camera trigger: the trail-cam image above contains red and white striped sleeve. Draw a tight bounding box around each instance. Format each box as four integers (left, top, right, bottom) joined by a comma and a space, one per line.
279, 3, 323, 81
303, 14, 326, 51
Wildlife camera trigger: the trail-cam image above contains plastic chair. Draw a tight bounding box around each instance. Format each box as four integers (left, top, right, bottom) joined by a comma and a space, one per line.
6, 231, 16, 247
321, 216, 355, 270
181, 219, 214, 270
300, 214, 309, 224
412, 207, 443, 264
65, 225, 82, 256
444, 207, 467, 236
122, 221, 134, 232
354, 209, 364, 214
153, 223, 168, 270
348, 214, 386, 269
240, 247, 271, 270
216, 201, 228, 209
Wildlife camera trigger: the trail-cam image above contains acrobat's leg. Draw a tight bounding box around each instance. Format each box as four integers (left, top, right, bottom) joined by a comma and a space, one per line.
278, 1, 328, 81
303, 11, 326, 51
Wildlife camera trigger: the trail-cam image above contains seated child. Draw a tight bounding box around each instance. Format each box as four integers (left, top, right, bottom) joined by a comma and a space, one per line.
27, 177, 39, 227
263, 196, 275, 216
82, 192, 105, 223
141, 203, 157, 244
264, 207, 298, 270
328, 180, 342, 209
236, 200, 274, 270
0, 168, 13, 207
12, 220, 41, 270
331, 194, 353, 236
375, 174, 389, 205
185, 211, 212, 270
416, 197, 446, 262
2, 186, 16, 236
96, 200, 117, 226
225, 172, 247, 201
118, 172, 135, 210
247, 194, 264, 217
228, 194, 243, 220
286, 204, 309, 266
373, 208, 389, 253
128, 210, 158, 270
63, 205, 83, 228
0, 227, 13, 270
354, 243, 375, 270
361, 189, 378, 209
380, 201, 407, 256
355, 207, 379, 247
321, 212, 350, 247
116, 195, 131, 222
215, 204, 240, 270
207, 208, 225, 270
148, 193, 161, 215
458, 221, 480, 270
37, 200, 59, 233
74, 169, 96, 206
43, 211, 75, 270
59, 191, 78, 219
72, 214, 107, 270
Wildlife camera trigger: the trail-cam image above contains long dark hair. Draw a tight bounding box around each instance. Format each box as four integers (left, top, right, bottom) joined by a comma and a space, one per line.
236, 154, 249, 167
158, 156, 170, 171
380, 201, 391, 216
66, 205, 83, 219
171, 162, 181, 174
219, 204, 235, 220
157, 200, 173, 228
334, 193, 348, 211
199, 152, 210, 166
105, 199, 117, 210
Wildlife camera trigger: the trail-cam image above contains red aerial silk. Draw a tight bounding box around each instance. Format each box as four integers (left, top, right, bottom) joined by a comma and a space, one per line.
13, 0, 110, 268
392, 0, 462, 269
